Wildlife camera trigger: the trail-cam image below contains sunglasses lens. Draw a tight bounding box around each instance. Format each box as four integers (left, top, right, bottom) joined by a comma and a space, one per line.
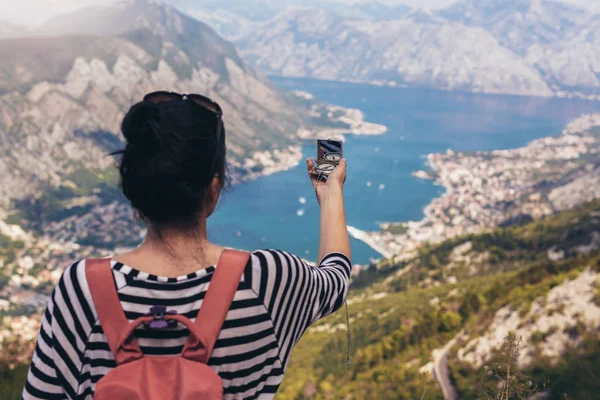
143, 92, 222, 115
143, 92, 181, 104
188, 95, 221, 114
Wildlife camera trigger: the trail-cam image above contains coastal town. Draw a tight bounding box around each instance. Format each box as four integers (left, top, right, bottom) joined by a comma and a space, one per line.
350, 113, 600, 265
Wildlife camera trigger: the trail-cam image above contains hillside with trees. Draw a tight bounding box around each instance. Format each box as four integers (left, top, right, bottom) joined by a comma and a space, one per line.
2, 201, 599, 399
277, 199, 600, 399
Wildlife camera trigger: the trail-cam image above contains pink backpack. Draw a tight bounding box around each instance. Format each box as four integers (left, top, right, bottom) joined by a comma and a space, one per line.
85, 250, 251, 400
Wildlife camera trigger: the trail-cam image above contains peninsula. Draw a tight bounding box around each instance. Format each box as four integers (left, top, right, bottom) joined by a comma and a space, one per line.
350, 114, 600, 264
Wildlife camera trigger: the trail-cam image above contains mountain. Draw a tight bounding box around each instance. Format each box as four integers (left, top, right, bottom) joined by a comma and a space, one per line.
0, 1, 384, 353
0, 0, 366, 250
35, 0, 246, 72
439, 0, 588, 55
169, 0, 293, 40
335, 3, 411, 20
170, 0, 286, 23
238, 8, 552, 96
177, 1, 412, 41
231, 0, 600, 98
180, 8, 259, 41
527, 15, 600, 95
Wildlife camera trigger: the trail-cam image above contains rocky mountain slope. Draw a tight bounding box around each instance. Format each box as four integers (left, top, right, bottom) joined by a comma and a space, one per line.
527, 15, 600, 95
439, 0, 588, 54
0, 0, 361, 203
176, 0, 413, 41
0, 2, 386, 373
239, 8, 553, 96
214, 0, 600, 98
169, 0, 285, 40
0, 0, 381, 269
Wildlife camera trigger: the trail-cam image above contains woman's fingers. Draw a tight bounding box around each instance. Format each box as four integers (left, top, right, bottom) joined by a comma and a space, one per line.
335, 158, 347, 172
306, 158, 315, 179
328, 158, 347, 185
307, 158, 320, 184
306, 157, 315, 173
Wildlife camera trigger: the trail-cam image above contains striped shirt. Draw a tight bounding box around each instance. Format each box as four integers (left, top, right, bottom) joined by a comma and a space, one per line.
22, 250, 351, 400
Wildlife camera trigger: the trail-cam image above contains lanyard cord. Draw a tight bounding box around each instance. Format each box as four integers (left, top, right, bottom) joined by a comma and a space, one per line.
345, 300, 352, 365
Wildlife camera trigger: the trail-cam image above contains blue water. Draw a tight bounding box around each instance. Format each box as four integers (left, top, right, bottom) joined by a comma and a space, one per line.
208, 78, 600, 264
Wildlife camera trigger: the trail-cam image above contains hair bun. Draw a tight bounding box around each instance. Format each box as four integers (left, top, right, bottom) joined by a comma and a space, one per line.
121, 102, 162, 151
113, 97, 229, 228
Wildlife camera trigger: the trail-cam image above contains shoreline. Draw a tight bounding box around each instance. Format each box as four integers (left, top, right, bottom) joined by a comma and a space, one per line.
348, 113, 600, 264
232, 94, 388, 185
347, 226, 395, 259
272, 75, 600, 103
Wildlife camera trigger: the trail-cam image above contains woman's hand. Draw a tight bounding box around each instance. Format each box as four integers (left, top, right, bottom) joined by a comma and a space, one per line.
306, 158, 347, 205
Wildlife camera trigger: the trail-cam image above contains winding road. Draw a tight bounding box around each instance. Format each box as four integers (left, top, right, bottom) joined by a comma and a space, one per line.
432, 332, 463, 400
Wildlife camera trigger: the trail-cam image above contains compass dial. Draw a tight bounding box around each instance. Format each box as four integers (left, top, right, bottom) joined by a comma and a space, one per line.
324, 152, 342, 162
316, 162, 335, 172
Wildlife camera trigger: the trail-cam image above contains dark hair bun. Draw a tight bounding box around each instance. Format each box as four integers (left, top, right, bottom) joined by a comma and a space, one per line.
112, 98, 228, 227
121, 102, 162, 152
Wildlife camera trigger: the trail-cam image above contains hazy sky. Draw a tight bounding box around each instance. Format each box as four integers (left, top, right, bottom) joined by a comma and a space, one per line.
1, 0, 599, 26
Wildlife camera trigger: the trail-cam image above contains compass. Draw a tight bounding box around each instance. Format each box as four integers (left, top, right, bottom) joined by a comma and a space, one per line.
324, 152, 342, 162
316, 162, 336, 175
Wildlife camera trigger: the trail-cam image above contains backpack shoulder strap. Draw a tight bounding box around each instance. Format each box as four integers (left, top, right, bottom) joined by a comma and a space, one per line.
186, 250, 251, 362
85, 258, 131, 358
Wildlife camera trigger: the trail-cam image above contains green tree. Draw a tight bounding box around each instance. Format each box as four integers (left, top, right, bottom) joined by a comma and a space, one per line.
459, 291, 482, 320
439, 312, 462, 332
479, 332, 542, 400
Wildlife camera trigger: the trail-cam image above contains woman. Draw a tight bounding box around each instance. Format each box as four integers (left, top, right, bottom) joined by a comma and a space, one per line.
22, 92, 352, 399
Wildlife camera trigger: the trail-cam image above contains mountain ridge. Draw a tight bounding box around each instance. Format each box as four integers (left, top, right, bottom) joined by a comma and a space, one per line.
439, 0, 589, 54
35, 0, 246, 74
0, 0, 379, 250
187, 0, 600, 98
238, 7, 554, 97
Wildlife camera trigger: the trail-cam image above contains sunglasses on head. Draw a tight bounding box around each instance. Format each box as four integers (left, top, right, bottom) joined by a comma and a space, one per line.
143, 91, 225, 174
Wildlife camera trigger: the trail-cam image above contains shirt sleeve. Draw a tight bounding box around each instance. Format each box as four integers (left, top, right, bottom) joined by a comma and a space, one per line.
22, 288, 67, 399
249, 250, 352, 369
23, 260, 95, 400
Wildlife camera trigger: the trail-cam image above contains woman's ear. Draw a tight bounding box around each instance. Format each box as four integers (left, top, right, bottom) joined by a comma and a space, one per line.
203, 175, 222, 218
210, 175, 221, 197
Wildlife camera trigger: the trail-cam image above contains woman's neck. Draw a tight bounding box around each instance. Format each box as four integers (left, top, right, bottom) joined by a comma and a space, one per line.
112, 222, 225, 277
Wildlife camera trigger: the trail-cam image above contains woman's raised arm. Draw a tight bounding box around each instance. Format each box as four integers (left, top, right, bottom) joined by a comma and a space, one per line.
306, 158, 352, 264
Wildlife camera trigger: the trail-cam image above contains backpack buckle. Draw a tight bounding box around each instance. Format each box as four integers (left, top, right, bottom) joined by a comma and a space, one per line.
144, 305, 178, 330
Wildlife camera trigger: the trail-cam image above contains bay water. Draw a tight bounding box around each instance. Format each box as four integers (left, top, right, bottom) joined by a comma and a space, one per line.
208, 78, 600, 264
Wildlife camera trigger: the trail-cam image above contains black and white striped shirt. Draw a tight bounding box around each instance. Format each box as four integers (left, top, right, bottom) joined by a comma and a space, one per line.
22, 250, 351, 400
